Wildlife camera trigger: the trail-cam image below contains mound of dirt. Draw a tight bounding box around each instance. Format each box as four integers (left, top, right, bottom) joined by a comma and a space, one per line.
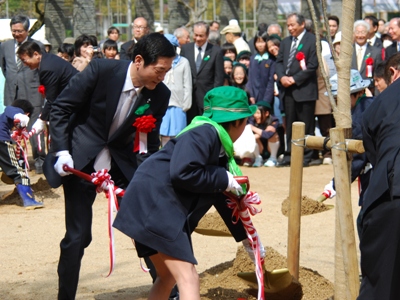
281, 196, 332, 217
196, 211, 334, 299
0, 178, 60, 205
199, 246, 334, 300
197, 211, 231, 234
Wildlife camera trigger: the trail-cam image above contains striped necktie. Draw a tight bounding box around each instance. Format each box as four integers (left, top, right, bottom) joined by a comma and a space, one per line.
16, 42, 22, 69
286, 37, 297, 75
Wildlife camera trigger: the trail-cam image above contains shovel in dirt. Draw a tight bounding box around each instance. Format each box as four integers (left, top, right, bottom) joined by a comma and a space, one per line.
237, 266, 293, 293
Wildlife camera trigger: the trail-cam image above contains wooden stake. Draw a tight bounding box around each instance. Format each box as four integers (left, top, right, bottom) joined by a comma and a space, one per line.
330, 127, 360, 299
287, 122, 305, 280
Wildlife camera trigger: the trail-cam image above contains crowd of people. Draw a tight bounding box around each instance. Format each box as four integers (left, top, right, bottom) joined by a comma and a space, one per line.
1, 11, 400, 300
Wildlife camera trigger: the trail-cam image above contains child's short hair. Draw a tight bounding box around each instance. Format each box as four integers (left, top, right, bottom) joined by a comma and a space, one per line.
11, 100, 34, 116
103, 39, 118, 52
374, 61, 386, 79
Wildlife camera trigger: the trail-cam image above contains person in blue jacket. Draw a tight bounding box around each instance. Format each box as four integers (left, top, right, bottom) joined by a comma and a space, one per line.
0, 99, 43, 209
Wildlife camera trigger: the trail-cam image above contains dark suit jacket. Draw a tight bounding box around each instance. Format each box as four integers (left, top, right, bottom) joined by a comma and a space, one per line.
50, 59, 170, 181
114, 124, 247, 264
38, 53, 78, 121
180, 42, 224, 113
0, 38, 44, 106
362, 78, 400, 214
351, 44, 382, 81
372, 37, 383, 49
275, 31, 318, 102
119, 40, 135, 61
385, 42, 398, 60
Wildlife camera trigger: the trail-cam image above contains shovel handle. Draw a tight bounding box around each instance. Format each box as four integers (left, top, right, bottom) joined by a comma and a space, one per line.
63, 165, 93, 182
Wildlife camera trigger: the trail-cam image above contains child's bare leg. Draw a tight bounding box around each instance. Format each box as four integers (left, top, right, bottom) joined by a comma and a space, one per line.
148, 252, 200, 300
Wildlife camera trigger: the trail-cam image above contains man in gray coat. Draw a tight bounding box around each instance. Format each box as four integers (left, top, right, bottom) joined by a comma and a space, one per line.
0, 15, 46, 174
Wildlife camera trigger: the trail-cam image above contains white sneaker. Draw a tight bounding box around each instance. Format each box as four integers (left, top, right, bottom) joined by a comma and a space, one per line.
323, 157, 333, 165
264, 158, 277, 167
253, 155, 263, 167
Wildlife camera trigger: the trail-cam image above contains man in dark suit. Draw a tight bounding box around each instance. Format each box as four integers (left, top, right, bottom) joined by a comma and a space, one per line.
275, 13, 318, 167
359, 53, 400, 299
385, 17, 400, 60
180, 21, 224, 124
364, 15, 383, 50
351, 20, 383, 93
119, 17, 149, 60
17, 41, 78, 132
0, 15, 46, 173
49, 33, 175, 300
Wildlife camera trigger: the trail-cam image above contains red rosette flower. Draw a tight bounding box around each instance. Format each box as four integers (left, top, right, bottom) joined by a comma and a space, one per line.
38, 85, 46, 96
133, 115, 157, 153
132, 115, 156, 133
365, 57, 374, 65
295, 52, 305, 61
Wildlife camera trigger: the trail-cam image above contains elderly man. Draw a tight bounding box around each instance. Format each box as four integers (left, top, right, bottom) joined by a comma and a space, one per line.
174, 26, 190, 54
267, 23, 283, 37
385, 17, 400, 60
220, 22, 250, 54
0, 15, 46, 174
180, 21, 224, 124
275, 13, 318, 167
120, 17, 149, 60
351, 20, 382, 91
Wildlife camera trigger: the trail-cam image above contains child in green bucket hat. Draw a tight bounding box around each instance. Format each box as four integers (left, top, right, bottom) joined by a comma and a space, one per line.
114, 86, 262, 300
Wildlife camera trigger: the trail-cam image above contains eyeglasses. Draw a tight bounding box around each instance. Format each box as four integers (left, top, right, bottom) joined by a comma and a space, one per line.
133, 25, 148, 30
12, 30, 26, 34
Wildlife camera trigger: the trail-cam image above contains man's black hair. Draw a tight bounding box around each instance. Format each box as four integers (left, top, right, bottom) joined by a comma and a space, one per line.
132, 32, 175, 65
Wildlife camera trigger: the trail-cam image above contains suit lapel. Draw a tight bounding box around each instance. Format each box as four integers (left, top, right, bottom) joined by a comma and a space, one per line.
106, 62, 130, 131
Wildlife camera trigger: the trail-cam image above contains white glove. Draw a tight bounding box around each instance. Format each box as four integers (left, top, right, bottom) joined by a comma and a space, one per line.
14, 113, 30, 127
32, 118, 46, 134
323, 179, 336, 199
54, 150, 74, 176
242, 238, 266, 264
225, 171, 243, 195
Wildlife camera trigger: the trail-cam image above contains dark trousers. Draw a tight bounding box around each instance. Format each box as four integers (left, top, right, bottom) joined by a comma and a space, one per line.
283, 90, 315, 163
0, 140, 29, 185
315, 114, 334, 158
57, 160, 129, 300
358, 193, 400, 300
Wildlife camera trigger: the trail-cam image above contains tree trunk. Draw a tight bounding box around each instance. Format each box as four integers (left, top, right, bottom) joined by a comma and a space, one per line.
257, 0, 278, 25
219, 0, 239, 26
167, 0, 189, 33
135, 0, 155, 31
301, 0, 320, 22
73, 0, 96, 37
44, 0, 67, 54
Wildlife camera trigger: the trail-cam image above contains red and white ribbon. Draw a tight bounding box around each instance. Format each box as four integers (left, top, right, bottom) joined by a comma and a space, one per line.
226, 191, 264, 300
90, 169, 124, 277
366, 65, 373, 78
133, 115, 156, 154
299, 59, 307, 70
11, 127, 43, 172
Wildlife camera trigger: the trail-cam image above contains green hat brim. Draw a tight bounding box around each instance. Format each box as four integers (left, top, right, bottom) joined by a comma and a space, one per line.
204, 105, 257, 123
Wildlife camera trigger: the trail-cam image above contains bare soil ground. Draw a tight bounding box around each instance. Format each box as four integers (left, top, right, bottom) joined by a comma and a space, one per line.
0, 164, 361, 299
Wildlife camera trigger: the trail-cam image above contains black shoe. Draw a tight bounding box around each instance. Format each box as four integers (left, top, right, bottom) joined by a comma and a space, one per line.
276, 160, 290, 167
303, 161, 310, 167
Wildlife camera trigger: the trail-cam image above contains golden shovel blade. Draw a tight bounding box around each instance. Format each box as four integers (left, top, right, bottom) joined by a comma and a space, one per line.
194, 228, 232, 237
237, 268, 293, 293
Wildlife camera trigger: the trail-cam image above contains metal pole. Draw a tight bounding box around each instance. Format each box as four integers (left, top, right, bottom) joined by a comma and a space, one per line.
159, 0, 163, 28
213, 0, 216, 21
127, 0, 132, 40
253, 0, 256, 29
243, 0, 246, 30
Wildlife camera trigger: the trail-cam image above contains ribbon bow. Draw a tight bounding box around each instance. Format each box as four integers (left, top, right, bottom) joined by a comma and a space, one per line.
133, 115, 156, 153
225, 177, 264, 300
